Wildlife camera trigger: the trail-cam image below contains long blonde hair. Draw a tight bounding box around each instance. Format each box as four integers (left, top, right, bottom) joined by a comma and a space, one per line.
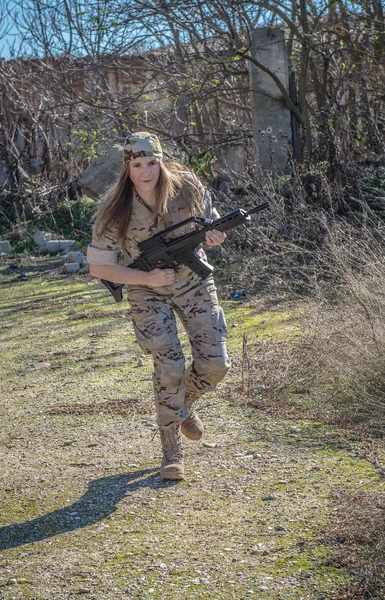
93, 160, 205, 244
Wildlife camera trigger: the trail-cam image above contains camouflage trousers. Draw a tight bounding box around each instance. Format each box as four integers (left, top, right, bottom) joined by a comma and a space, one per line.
127, 276, 231, 426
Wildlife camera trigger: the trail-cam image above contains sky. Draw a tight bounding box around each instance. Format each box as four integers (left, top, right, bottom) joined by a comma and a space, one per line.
1, 29, 20, 60
1, 1, 21, 60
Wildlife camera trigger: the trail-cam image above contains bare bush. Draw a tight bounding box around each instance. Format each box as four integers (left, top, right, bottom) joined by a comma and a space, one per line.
327, 491, 385, 599
216, 163, 385, 421
293, 228, 385, 419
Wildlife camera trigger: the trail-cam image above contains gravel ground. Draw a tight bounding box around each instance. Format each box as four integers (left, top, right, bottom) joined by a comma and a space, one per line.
0, 256, 383, 600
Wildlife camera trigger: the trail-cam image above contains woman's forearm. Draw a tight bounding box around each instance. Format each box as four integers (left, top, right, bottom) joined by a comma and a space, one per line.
89, 263, 150, 285
89, 263, 176, 287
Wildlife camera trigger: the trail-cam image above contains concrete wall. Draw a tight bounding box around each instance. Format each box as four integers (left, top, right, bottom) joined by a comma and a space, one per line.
250, 27, 292, 172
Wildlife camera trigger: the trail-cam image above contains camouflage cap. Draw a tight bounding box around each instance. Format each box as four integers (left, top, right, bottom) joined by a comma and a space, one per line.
123, 131, 163, 163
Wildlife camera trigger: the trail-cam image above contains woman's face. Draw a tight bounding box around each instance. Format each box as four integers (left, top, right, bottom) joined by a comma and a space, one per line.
128, 157, 161, 198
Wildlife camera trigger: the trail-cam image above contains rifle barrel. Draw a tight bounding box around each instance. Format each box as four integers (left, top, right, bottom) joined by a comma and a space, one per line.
246, 202, 269, 216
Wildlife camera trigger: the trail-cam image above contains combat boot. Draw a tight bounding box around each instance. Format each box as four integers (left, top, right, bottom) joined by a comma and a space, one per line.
181, 396, 204, 441
159, 422, 185, 480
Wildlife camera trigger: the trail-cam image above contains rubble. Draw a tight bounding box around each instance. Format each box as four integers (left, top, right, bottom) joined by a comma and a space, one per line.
62, 250, 89, 274
33, 230, 75, 253
0, 241, 11, 253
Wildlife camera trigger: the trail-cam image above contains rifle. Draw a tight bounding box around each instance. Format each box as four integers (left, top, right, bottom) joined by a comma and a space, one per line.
101, 201, 269, 302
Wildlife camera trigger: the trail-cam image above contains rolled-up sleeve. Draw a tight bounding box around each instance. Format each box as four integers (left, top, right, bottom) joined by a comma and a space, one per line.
87, 226, 119, 265
87, 244, 118, 265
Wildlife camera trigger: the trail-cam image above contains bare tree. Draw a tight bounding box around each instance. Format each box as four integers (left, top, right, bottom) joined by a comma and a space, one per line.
1, 0, 384, 191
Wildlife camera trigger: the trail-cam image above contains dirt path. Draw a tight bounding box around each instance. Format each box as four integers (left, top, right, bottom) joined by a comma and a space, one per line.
0, 257, 383, 599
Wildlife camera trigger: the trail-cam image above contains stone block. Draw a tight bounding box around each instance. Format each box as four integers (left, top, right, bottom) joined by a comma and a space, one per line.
80, 145, 123, 200
65, 251, 87, 266
0, 241, 11, 253
33, 231, 49, 247
44, 240, 75, 253
63, 262, 80, 274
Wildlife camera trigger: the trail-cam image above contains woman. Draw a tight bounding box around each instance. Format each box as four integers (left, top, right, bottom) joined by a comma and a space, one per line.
87, 132, 231, 480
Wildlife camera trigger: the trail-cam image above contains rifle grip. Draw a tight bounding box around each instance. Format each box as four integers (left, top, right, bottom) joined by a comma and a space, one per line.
100, 279, 124, 303
184, 250, 213, 279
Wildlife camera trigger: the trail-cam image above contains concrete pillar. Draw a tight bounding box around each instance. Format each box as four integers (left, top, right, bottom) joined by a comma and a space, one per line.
250, 27, 292, 172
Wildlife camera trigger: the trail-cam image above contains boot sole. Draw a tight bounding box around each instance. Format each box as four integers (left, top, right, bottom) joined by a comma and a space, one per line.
160, 469, 185, 480
181, 427, 203, 441
180, 417, 204, 441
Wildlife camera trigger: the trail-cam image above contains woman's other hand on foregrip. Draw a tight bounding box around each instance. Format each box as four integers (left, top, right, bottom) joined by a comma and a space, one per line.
146, 268, 175, 287
205, 230, 226, 246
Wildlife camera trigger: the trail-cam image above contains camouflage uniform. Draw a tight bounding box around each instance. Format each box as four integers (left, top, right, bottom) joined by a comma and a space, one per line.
87, 177, 231, 426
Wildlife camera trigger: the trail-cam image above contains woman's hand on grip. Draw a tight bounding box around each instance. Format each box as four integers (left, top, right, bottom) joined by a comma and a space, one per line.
146, 268, 175, 287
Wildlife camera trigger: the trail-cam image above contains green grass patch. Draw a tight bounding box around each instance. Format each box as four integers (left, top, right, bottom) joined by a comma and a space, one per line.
0, 257, 384, 599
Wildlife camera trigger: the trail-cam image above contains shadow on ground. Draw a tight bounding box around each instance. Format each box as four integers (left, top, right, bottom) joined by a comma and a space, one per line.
0, 469, 176, 550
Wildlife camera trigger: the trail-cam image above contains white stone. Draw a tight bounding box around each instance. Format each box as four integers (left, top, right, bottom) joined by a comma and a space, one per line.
0, 241, 11, 253
65, 251, 86, 265
63, 262, 80, 273
44, 240, 75, 253
34, 362, 51, 370
33, 231, 49, 247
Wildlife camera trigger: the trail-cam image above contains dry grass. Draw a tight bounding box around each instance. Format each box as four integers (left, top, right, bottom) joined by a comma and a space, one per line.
212, 161, 385, 421
327, 490, 385, 600
211, 167, 385, 599
225, 294, 385, 599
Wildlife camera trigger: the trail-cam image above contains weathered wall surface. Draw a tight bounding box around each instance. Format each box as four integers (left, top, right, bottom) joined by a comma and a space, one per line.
250, 27, 292, 172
